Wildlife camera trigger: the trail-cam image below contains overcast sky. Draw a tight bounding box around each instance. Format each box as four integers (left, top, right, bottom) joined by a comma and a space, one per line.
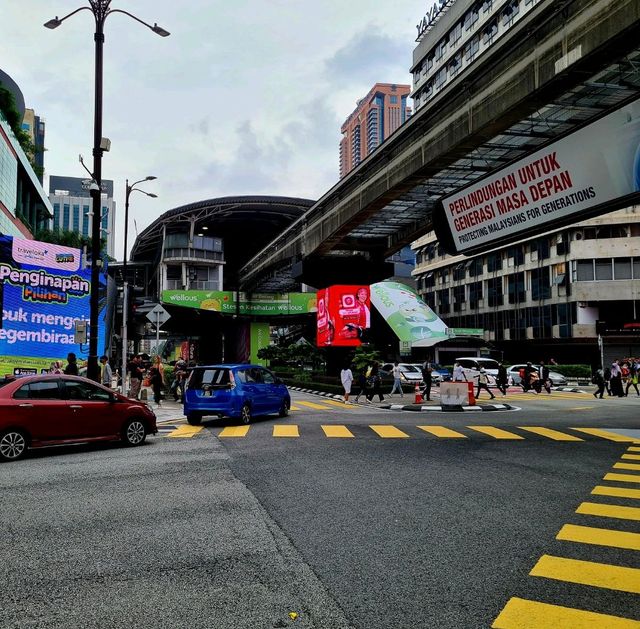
2, 1, 422, 259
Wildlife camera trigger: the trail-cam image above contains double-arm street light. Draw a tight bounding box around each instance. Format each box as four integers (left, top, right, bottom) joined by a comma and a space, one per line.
44, 1, 169, 382
121, 177, 157, 395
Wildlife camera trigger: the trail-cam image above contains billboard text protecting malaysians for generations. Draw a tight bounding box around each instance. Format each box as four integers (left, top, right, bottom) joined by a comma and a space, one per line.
434, 99, 640, 254
316, 285, 371, 347
0, 236, 106, 375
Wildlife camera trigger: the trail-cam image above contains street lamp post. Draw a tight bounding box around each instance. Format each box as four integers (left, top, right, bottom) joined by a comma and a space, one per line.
121, 177, 157, 394
44, 1, 169, 382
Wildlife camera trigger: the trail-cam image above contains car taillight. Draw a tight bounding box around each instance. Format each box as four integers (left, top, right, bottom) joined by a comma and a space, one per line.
229, 372, 236, 389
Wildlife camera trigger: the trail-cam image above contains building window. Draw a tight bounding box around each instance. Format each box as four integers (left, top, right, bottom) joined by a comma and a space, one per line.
63, 204, 70, 230
453, 285, 465, 311
576, 260, 594, 281
72, 204, 80, 231
453, 264, 466, 281
464, 5, 479, 30
438, 289, 450, 314
531, 267, 550, 301
449, 53, 462, 77
487, 277, 503, 307
634, 258, 640, 279
507, 272, 525, 304
464, 36, 480, 61
451, 21, 463, 43
434, 67, 448, 88
469, 281, 483, 308
595, 259, 613, 281
507, 245, 524, 266
487, 253, 502, 272
483, 20, 498, 45
503, 0, 520, 26
482, 0, 493, 12
468, 258, 483, 277
556, 233, 569, 256
390, 95, 398, 104
435, 37, 449, 61
614, 258, 632, 280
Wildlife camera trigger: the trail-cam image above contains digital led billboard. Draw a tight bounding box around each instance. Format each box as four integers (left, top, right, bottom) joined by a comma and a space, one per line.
0, 236, 106, 375
316, 285, 370, 347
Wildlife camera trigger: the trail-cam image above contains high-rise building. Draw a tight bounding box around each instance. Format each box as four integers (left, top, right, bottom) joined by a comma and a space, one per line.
21, 108, 46, 183
48, 175, 116, 257
339, 83, 412, 178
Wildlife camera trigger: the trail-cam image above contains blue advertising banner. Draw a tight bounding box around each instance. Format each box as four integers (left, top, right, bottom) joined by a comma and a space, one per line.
0, 235, 106, 375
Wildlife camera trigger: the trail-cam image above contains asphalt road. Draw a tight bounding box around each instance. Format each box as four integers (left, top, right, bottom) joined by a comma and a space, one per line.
2, 389, 639, 628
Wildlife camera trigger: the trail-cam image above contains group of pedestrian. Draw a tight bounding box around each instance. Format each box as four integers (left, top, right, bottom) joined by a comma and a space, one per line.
340, 361, 385, 404
593, 358, 640, 398
451, 361, 497, 400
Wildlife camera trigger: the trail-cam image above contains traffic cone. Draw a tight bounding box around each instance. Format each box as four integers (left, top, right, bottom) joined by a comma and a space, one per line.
414, 383, 423, 404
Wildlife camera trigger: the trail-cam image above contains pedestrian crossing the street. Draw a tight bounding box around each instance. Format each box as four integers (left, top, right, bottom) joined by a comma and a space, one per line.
492, 443, 640, 627
157, 423, 640, 443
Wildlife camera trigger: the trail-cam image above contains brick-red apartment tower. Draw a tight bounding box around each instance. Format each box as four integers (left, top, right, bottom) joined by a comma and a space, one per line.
339, 83, 412, 178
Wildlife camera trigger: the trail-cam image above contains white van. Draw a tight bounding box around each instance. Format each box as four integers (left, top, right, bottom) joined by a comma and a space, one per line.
455, 357, 500, 385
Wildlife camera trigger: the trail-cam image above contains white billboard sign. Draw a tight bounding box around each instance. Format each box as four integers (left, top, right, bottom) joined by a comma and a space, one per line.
438, 99, 640, 253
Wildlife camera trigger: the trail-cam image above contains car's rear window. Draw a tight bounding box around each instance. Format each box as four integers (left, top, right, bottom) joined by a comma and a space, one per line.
188, 368, 230, 389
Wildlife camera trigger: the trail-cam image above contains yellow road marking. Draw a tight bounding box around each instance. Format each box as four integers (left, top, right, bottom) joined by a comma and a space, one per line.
604, 473, 640, 484
273, 424, 299, 437
218, 426, 250, 438
289, 405, 301, 411
319, 399, 355, 408
622, 454, 640, 461
592, 485, 640, 499
417, 426, 467, 438
518, 427, 583, 441
467, 426, 524, 440
296, 401, 331, 410
557, 523, 640, 551
615, 462, 640, 471
629, 446, 640, 452
530, 554, 640, 594
369, 425, 410, 438
166, 425, 204, 438
321, 425, 354, 438
571, 428, 640, 442
576, 501, 640, 521
569, 406, 594, 410
492, 597, 640, 628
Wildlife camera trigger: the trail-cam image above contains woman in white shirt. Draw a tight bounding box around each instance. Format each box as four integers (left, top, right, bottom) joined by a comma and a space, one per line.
340, 364, 354, 404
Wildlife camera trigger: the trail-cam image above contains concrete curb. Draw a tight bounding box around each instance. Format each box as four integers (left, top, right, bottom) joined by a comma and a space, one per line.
380, 403, 515, 412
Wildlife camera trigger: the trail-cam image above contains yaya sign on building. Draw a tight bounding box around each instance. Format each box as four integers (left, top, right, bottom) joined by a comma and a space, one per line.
316, 285, 370, 347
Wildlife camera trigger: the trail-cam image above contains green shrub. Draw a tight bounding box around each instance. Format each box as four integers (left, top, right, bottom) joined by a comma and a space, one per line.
549, 364, 591, 378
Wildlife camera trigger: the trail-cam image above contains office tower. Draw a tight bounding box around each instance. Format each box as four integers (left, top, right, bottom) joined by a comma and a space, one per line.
49, 175, 116, 257
339, 83, 412, 178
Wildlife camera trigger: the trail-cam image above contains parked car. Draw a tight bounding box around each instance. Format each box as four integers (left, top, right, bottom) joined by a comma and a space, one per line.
184, 364, 291, 425
380, 363, 424, 383
455, 357, 501, 385
0, 374, 157, 462
507, 364, 567, 387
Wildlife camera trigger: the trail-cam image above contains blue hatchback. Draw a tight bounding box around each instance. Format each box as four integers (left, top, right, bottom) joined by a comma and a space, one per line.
183, 364, 291, 425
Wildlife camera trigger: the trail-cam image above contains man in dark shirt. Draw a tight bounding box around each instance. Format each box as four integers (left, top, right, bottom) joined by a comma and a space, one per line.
64, 352, 78, 376
128, 355, 143, 399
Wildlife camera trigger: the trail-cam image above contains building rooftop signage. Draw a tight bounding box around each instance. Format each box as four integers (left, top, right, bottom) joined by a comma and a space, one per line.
415, 0, 457, 42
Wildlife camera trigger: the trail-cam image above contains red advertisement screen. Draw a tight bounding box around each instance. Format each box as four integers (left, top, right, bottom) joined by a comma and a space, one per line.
316, 285, 370, 347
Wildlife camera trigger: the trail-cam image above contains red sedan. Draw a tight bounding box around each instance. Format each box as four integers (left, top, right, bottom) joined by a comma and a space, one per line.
0, 374, 157, 462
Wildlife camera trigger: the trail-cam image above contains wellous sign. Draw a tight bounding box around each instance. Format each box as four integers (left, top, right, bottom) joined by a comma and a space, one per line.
161, 290, 317, 316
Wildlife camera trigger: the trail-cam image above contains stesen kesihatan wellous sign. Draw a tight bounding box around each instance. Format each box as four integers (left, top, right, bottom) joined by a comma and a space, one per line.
434, 99, 640, 254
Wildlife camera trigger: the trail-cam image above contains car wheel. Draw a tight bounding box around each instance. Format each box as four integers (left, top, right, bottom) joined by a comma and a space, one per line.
0, 429, 28, 462
122, 418, 147, 446
240, 403, 252, 425
279, 400, 290, 417
187, 412, 202, 426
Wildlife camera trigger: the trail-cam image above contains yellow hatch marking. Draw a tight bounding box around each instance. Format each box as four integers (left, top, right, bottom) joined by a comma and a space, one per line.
296, 401, 331, 410
614, 462, 640, 471
621, 454, 640, 460
603, 473, 640, 484
273, 424, 299, 437
417, 426, 467, 438
592, 485, 640, 499
576, 501, 640, 522
519, 427, 583, 441
467, 426, 524, 440
289, 405, 301, 411
321, 425, 355, 438
557, 524, 640, 551
530, 555, 640, 594
629, 446, 640, 452
166, 425, 204, 438
218, 426, 250, 438
369, 425, 410, 438
320, 399, 356, 408
571, 428, 640, 442
492, 597, 640, 628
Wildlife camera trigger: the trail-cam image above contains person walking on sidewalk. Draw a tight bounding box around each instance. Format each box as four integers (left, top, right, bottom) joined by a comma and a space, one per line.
421, 363, 432, 401
389, 362, 404, 397
539, 361, 552, 394
452, 362, 467, 382
354, 367, 370, 404
593, 368, 606, 399
603, 365, 612, 396
340, 363, 354, 404
625, 361, 640, 396
475, 368, 495, 400
496, 362, 508, 396
100, 355, 113, 389
366, 362, 385, 403
149, 365, 164, 408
